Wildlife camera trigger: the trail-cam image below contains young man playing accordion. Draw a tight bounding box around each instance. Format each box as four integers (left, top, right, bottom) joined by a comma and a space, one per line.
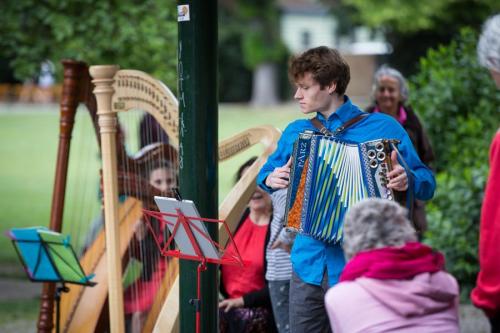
257, 46, 436, 333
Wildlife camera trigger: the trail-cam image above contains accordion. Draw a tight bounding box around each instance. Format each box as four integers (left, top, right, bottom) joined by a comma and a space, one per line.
285, 132, 399, 244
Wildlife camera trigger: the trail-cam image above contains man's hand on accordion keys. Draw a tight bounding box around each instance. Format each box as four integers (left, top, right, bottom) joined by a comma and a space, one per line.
265, 157, 292, 189
387, 150, 408, 191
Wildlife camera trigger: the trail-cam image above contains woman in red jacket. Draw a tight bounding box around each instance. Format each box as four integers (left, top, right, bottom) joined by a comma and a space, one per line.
219, 157, 277, 333
471, 14, 500, 332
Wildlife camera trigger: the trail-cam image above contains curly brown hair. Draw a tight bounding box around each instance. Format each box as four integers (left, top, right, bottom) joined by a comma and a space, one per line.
289, 46, 350, 95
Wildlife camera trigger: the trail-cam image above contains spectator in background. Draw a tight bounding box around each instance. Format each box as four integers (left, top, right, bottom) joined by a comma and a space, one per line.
325, 198, 460, 333
35, 61, 56, 103
219, 157, 277, 333
367, 65, 435, 238
471, 13, 500, 332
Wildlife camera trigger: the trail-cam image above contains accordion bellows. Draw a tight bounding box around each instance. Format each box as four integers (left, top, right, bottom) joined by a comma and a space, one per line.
285, 132, 397, 244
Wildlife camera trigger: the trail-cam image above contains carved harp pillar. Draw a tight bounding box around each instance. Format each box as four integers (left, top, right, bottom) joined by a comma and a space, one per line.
89, 65, 125, 333
37, 59, 96, 333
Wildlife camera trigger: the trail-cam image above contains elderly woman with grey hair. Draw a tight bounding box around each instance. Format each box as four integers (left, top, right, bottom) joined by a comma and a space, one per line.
366, 65, 435, 238
477, 14, 500, 87
325, 198, 459, 333
471, 14, 500, 333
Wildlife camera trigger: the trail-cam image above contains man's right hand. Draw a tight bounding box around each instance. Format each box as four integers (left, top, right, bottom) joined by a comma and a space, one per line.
265, 158, 292, 189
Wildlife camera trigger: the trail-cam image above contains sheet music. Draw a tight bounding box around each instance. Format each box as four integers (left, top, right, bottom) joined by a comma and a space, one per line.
154, 196, 220, 260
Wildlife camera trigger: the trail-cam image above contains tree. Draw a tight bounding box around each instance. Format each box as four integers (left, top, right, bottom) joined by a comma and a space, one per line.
0, 0, 177, 88
219, 0, 288, 105
341, 0, 499, 34
326, 0, 500, 74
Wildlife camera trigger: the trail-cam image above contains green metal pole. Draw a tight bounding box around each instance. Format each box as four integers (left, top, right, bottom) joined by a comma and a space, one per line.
177, 1, 218, 332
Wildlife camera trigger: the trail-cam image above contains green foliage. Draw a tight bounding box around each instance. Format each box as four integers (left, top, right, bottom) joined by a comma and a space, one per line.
341, 0, 500, 34
241, 30, 288, 69
409, 28, 500, 300
218, 0, 289, 102
342, 0, 449, 33
331, 0, 500, 74
425, 169, 486, 300
410, 28, 500, 173
221, 0, 287, 70
218, 7, 253, 102
0, 0, 177, 88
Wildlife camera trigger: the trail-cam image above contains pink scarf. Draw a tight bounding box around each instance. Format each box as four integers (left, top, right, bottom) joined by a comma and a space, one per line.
373, 105, 407, 125
340, 242, 445, 282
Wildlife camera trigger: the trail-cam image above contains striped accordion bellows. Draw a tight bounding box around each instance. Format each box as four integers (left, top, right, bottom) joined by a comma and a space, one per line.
285, 132, 398, 244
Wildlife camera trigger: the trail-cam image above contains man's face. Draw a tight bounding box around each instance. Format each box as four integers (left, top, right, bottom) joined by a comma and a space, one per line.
293, 72, 334, 115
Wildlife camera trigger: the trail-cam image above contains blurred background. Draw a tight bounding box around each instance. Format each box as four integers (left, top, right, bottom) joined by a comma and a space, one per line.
0, 0, 499, 331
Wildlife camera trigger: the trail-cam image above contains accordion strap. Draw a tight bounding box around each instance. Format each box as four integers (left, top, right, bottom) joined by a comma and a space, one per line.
311, 113, 369, 136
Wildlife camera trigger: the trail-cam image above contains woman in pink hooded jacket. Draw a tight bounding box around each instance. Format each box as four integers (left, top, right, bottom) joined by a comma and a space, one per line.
325, 198, 460, 333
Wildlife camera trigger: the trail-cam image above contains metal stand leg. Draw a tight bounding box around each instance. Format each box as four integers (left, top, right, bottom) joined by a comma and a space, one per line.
189, 261, 207, 333
54, 284, 70, 333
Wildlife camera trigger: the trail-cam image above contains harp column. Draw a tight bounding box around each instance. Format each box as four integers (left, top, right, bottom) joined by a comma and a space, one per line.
178, 1, 219, 332
37, 60, 87, 333
89, 65, 125, 333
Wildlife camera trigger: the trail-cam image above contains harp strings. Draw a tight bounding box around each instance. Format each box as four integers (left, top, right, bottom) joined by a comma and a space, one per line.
108, 70, 181, 332
64, 107, 99, 249
59, 105, 102, 318
120, 109, 145, 327
119, 108, 175, 331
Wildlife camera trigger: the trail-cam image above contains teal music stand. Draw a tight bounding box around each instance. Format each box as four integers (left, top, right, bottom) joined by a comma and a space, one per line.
7, 227, 96, 333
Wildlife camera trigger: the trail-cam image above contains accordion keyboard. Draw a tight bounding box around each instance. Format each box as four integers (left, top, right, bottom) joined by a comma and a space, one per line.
285, 133, 398, 243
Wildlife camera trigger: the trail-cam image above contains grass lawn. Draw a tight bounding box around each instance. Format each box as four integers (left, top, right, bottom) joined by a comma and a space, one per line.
1, 104, 60, 266
0, 298, 39, 325
0, 102, 304, 265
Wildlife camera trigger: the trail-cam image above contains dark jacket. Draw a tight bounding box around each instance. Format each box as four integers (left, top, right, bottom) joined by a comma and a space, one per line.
367, 104, 435, 234
220, 208, 272, 308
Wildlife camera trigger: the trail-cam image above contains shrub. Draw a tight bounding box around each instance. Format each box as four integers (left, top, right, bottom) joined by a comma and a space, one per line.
409, 28, 500, 300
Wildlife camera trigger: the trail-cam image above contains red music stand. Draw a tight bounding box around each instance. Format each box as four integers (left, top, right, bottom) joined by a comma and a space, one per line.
143, 198, 243, 333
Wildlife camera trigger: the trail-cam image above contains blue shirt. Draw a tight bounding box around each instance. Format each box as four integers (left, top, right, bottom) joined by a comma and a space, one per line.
257, 96, 436, 287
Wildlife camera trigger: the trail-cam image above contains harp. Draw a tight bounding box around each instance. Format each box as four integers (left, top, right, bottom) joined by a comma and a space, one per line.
38, 61, 280, 332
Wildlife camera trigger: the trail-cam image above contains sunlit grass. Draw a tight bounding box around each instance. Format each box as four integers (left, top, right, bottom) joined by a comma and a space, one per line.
0, 102, 304, 263
218, 103, 305, 203
0, 298, 39, 323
